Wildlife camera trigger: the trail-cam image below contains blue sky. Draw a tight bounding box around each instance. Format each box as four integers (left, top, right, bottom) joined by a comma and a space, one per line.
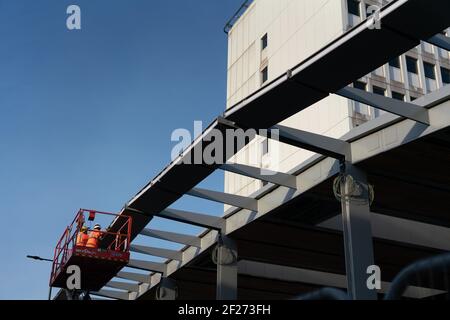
0, 0, 244, 299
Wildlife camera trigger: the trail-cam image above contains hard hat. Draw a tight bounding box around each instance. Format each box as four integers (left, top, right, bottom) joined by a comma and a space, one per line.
94, 224, 101, 230
81, 226, 88, 232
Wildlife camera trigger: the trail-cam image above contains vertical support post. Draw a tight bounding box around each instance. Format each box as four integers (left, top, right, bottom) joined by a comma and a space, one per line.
215, 235, 238, 300
156, 277, 178, 300
340, 163, 377, 300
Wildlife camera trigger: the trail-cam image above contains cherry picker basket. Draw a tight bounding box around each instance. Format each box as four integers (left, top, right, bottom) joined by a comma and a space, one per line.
49, 209, 132, 291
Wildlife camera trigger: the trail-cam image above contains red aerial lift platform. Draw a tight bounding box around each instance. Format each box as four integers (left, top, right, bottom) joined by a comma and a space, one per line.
50, 209, 132, 292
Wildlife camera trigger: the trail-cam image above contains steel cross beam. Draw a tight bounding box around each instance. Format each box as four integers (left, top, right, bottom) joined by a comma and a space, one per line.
187, 187, 258, 211
128, 259, 167, 274
221, 163, 297, 189
127, 206, 225, 230
91, 289, 129, 300
427, 33, 450, 51
116, 271, 151, 284
336, 86, 430, 125
130, 244, 183, 261
272, 125, 351, 160
106, 280, 139, 292
140, 228, 202, 247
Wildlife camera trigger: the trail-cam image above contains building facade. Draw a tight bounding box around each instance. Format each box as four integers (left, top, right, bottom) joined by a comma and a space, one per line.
224, 0, 450, 206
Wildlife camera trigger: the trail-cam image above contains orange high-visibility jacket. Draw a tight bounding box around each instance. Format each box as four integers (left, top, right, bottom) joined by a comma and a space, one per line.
76, 232, 89, 247
86, 230, 102, 248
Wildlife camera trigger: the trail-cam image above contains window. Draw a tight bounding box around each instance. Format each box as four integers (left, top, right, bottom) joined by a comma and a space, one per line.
392, 91, 405, 101
406, 56, 418, 74
354, 81, 367, 91
441, 67, 450, 84
389, 57, 401, 68
261, 34, 268, 50
261, 67, 268, 85
348, 0, 361, 16
424, 62, 436, 79
373, 86, 386, 96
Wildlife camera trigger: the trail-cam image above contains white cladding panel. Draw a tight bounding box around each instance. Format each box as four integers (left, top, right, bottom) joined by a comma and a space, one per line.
224, 0, 450, 205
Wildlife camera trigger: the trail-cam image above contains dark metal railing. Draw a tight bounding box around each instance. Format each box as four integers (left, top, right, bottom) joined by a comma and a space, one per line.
223, 0, 253, 34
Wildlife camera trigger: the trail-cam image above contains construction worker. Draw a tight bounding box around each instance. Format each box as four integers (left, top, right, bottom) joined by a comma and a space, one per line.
86, 224, 103, 249
76, 226, 89, 247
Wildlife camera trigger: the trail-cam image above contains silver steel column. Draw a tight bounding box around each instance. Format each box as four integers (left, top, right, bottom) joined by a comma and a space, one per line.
340, 163, 377, 300
215, 235, 238, 300
156, 278, 178, 300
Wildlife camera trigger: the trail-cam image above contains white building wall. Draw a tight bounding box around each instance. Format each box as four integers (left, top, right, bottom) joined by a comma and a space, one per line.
224, 0, 450, 208
225, 0, 349, 205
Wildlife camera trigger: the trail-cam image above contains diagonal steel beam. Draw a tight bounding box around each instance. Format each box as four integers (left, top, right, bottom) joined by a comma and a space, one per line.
127, 206, 224, 230
427, 33, 450, 51
221, 163, 297, 189
106, 280, 139, 292
337, 86, 430, 125
140, 228, 202, 248
91, 289, 129, 300
273, 125, 351, 160
128, 259, 167, 274
130, 244, 183, 261
187, 187, 258, 211
116, 271, 151, 284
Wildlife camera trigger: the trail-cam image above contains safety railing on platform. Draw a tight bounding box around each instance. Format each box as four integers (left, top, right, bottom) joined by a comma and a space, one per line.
49, 209, 132, 286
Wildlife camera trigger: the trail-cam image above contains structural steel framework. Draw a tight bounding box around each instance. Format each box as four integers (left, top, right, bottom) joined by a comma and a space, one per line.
54, 0, 450, 300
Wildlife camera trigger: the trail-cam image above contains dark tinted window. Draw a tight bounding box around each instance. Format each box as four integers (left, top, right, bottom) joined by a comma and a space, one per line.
441, 67, 450, 84
348, 0, 360, 16
406, 56, 418, 74
261, 67, 268, 84
373, 86, 386, 96
389, 57, 401, 68
354, 81, 367, 91
261, 34, 268, 50
392, 91, 405, 101
424, 62, 436, 79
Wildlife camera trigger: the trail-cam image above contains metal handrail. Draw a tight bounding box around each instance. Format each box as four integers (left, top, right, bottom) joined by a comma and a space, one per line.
295, 288, 350, 300
223, 0, 253, 34
385, 252, 450, 300
50, 209, 132, 286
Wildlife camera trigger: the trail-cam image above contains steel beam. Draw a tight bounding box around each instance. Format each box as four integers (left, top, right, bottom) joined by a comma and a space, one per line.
158, 208, 224, 230
337, 86, 430, 125
221, 163, 297, 189
340, 164, 377, 300
427, 33, 450, 51
238, 261, 444, 299
187, 187, 258, 211
215, 236, 238, 300
130, 244, 183, 261
106, 280, 139, 292
127, 206, 224, 230
273, 125, 351, 160
128, 259, 167, 274
140, 228, 201, 248
116, 271, 151, 284
91, 289, 129, 300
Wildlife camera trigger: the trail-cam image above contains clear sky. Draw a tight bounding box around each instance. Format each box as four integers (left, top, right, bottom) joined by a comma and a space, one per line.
0, 0, 244, 299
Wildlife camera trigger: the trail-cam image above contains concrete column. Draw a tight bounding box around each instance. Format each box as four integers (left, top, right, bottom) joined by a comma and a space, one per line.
215, 235, 238, 300
340, 163, 377, 300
